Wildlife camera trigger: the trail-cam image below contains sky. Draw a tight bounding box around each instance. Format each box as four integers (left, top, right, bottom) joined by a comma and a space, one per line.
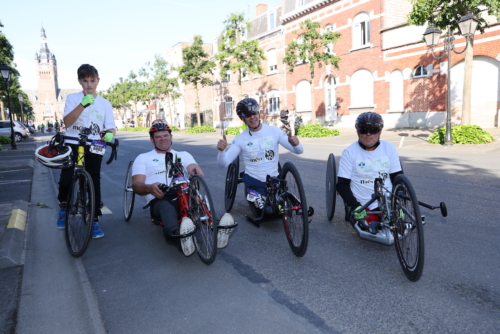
2, 0, 279, 91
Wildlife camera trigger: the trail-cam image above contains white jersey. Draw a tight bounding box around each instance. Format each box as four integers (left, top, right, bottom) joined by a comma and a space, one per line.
132, 149, 196, 203
337, 140, 402, 210
63, 92, 115, 145
218, 124, 303, 182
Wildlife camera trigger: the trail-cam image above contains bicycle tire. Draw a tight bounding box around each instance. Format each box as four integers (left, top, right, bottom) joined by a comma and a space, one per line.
65, 170, 95, 257
326, 153, 337, 221
281, 162, 309, 257
189, 175, 218, 265
124, 160, 135, 221
224, 157, 239, 213
391, 174, 424, 282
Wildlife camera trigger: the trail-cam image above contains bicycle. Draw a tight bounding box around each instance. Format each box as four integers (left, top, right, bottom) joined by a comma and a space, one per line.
325, 153, 447, 281
224, 156, 313, 257
62, 128, 119, 257
124, 152, 236, 265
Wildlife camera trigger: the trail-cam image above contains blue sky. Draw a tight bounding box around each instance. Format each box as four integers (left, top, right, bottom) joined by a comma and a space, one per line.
2, 0, 278, 91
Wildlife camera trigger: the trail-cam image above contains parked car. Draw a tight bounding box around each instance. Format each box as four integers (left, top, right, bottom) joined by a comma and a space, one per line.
0, 120, 29, 142
19, 121, 35, 136
115, 120, 126, 129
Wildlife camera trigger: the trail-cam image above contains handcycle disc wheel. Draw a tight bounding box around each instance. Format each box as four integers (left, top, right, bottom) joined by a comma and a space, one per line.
224, 157, 239, 213
326, 153, 337, 221
123, 160, 135, 221
391, 174, 424, 282
189, 175, 218, 265
281, 162, 309, 257
65, 170, 95, 257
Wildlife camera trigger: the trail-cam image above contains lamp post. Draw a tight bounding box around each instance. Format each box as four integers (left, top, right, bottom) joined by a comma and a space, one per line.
0, 64, 17, 149
18, 93, 24, 123
213, 78, 229, 129
423, 13, 479, 145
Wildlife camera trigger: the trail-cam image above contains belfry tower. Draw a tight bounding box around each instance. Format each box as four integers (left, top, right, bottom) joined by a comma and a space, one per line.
34, 27, 59, 104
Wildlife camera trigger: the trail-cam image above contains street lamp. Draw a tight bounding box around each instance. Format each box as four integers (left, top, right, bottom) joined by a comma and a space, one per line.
18, 93, 24, 123
0, 64, 17, 149
423, 13, 479, 145
213, 78, 229, 127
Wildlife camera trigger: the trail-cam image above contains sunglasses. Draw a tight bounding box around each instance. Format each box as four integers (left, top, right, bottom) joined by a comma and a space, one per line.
240, 110, 259, 118
357, 125, 382, 135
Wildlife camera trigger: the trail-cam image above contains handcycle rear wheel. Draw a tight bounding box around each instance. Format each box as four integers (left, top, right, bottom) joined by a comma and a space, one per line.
326, 153, 337, 221
281, 162, 309, 257
65, 170, 95, 257
391, 174, 424, 281
224, 157, 239, 213
123, 160, 135, 221
189, 175, 218, 265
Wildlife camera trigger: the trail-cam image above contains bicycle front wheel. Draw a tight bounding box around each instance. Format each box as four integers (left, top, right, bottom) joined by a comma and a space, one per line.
65, 170, 95, 257
281, 162, 309, 257
123, 160, 135, 221
325, 153, 337, 221
189, 175, 217, 265
392, 174, 424, 282
224, 157, 239, 213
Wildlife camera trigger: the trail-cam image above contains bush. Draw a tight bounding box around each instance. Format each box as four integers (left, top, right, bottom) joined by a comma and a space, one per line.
296, 124, 340, 138
170, 126, 180, 132
224, 124, 248, 135
118, 125, 180, 132
185, 126, 216, 133
428, 125, 494, 144
0, 135, 12, 144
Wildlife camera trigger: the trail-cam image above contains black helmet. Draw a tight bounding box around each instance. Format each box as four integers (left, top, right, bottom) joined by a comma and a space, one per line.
236, 98, 260, 118
149, 119, 171, 137
355, 112, 384, 134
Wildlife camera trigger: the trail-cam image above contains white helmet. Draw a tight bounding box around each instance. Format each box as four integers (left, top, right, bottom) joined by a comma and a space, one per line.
35, 136, 73, 169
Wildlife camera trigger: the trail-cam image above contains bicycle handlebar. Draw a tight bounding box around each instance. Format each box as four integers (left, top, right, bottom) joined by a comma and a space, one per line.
60, 129, 119, 165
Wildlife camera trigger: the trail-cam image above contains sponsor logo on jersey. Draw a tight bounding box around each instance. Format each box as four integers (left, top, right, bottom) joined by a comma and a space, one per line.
264, 149, 275, 161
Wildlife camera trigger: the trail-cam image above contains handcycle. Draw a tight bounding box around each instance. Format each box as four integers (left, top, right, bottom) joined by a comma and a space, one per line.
224, 156, 313, 257
325, 153, 447, 281
61, 128, 119, 257
123, 152, 237, 265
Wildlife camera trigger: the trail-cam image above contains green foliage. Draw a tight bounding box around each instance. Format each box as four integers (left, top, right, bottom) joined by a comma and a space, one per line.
185, 126, 216, 133
407, 0, 500, 34
0, 135, 12, 144
0, 143, 2, 151
118, 125, 179, 132
296, 124, 340, 138
224, 123, 248, 135
428, 125, 494, 144
170, 126, 180, 132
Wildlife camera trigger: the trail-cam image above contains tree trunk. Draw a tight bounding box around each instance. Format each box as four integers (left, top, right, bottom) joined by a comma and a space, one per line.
461, 38, 474, 125
195, 85, 201, 127
134, 104, 138, 128
167, 93, 173, 126
310, 73, 316, 124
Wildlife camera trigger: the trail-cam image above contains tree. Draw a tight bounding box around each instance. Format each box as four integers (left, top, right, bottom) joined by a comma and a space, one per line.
127, 71, 148, 127
216, 13, 265, 100
0, 20, 22, 121
283, 19, 341, 124
178, 36, 215, 127
407, 0, 500, 125
101, 78, 132, 123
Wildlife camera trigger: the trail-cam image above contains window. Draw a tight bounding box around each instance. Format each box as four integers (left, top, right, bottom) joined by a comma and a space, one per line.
413, 65, 428, 78
269, 12, 275, 30
350, 69, 374, 107
296, 80, 311, 112
224, 96, 233, 118
390, 70, 404, 111
267, 49, 277, 72
267, 90, 280, 114
352, 12, 371, 49
225, 72, 231, 83
298, 0, 306, 6
324, 75, 337, 122
212, 38, 219, 55
45, 105, 52, 115
297, 35, 308, 63
325, 25, 335, 54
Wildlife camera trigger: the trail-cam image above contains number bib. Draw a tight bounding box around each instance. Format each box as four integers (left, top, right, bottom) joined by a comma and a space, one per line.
90, 141, 106, 155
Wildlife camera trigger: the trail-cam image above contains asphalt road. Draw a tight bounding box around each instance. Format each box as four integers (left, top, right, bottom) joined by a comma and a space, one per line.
16, 130, 500, 333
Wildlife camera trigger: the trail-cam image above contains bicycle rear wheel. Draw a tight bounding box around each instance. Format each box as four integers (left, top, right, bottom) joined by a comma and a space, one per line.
224, 157, 239, 213
189, 175, 218, 265
65, 170, 95, 257
392, 174, 424, 281
326, 153, 337, 221
123, 160, 135, 221
281, 162, 309, 257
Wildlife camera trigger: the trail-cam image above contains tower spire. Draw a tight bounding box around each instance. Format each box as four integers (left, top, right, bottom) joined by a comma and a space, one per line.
39, 26, 51, 63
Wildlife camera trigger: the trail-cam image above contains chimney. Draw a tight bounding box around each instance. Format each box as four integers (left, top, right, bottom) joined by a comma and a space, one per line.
256, 4, 268, 16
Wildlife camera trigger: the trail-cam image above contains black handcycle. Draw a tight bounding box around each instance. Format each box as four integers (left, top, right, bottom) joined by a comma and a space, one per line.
224, 156, 313, 257
325, 153, 447, 281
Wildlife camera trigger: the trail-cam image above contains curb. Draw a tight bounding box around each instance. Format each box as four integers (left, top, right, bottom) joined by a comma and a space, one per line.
0, 200, 28, 270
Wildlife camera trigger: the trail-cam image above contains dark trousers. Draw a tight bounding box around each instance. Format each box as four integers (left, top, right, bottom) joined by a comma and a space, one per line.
149, 187, 180, 235
58, 144, 103, 218
242, 173, 266, 197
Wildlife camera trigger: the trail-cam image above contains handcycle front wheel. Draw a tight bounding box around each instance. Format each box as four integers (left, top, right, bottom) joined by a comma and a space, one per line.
325, 153, 337, 221
224, 157, 239, 213
123, 160, 135, 221
65, 170, 95, 257
281, 162, 309, 257
189, 175, 218, 265
391, 174, 424, 282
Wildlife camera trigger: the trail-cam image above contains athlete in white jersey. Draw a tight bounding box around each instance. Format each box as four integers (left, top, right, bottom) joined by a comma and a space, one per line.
217, 98, 303, 211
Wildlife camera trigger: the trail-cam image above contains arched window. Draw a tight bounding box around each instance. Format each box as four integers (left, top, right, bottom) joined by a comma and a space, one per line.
350, 69, 374, 107
267, 90, 280, 115
352, 12, 371, 49
325, 25, 335, 54
413, 65, 428, 78
296, 80, 311, 112
390, 70, 404, 111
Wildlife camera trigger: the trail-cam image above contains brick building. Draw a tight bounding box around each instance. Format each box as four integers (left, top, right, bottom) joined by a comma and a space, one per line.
173, 0, 500, 129
25, 28, 79, 126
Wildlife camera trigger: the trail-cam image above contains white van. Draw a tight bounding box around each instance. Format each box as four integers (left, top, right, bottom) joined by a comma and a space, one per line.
115, 120, 126, 129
